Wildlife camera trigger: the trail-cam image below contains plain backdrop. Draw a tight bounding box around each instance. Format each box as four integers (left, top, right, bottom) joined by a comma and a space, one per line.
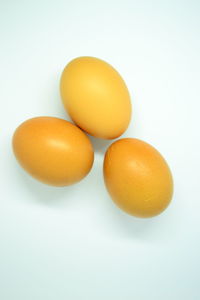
0, 1, 200, 299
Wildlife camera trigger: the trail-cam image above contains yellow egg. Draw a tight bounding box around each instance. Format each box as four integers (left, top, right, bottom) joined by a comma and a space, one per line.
12, 117, 94, 186
60, 56, 132, 139
103, 138, 173, 218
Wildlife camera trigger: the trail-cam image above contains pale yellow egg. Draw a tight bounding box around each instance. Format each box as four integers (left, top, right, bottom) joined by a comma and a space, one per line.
60, 56, 132, 139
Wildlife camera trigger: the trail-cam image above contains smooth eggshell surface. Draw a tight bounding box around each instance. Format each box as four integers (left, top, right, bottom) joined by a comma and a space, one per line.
12, 117, 94, 186
60, 56, 132, 139
103, 138, 173, 218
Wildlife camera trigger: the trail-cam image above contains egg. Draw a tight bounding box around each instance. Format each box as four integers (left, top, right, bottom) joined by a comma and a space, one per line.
12, 117, 94, 186
60, 56, 132, 139
103, 138, 173, 218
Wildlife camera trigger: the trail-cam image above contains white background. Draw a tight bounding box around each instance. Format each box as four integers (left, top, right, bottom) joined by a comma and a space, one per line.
0, 1, 200, 299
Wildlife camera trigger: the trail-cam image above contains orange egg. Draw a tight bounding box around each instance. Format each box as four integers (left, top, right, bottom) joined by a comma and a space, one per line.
12, 117, 94, 186
103, 138, 173, 218
60, 56, 132, 139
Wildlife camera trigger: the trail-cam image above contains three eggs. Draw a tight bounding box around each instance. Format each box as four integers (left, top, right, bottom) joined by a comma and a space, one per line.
12, 56, 173, 218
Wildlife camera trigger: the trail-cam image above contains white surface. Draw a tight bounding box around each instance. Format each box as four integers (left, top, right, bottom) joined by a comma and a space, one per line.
0, 1, 200, 299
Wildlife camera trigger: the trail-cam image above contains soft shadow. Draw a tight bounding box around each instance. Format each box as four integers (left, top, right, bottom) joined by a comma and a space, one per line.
12, 157, 77, 208
101, 194, 174, 241
109, 204, 162, 238
89, 136, 113, 155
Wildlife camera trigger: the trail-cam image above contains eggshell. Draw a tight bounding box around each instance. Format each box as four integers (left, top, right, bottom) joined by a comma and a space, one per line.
103, 138, 173, 217
60, 56, 132, 139
12, 117, 94, 186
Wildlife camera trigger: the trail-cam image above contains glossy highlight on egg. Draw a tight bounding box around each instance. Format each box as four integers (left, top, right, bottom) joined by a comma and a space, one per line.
12, 117, 94, 186
60, 56, 132, 139
103, 138, 173, 218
